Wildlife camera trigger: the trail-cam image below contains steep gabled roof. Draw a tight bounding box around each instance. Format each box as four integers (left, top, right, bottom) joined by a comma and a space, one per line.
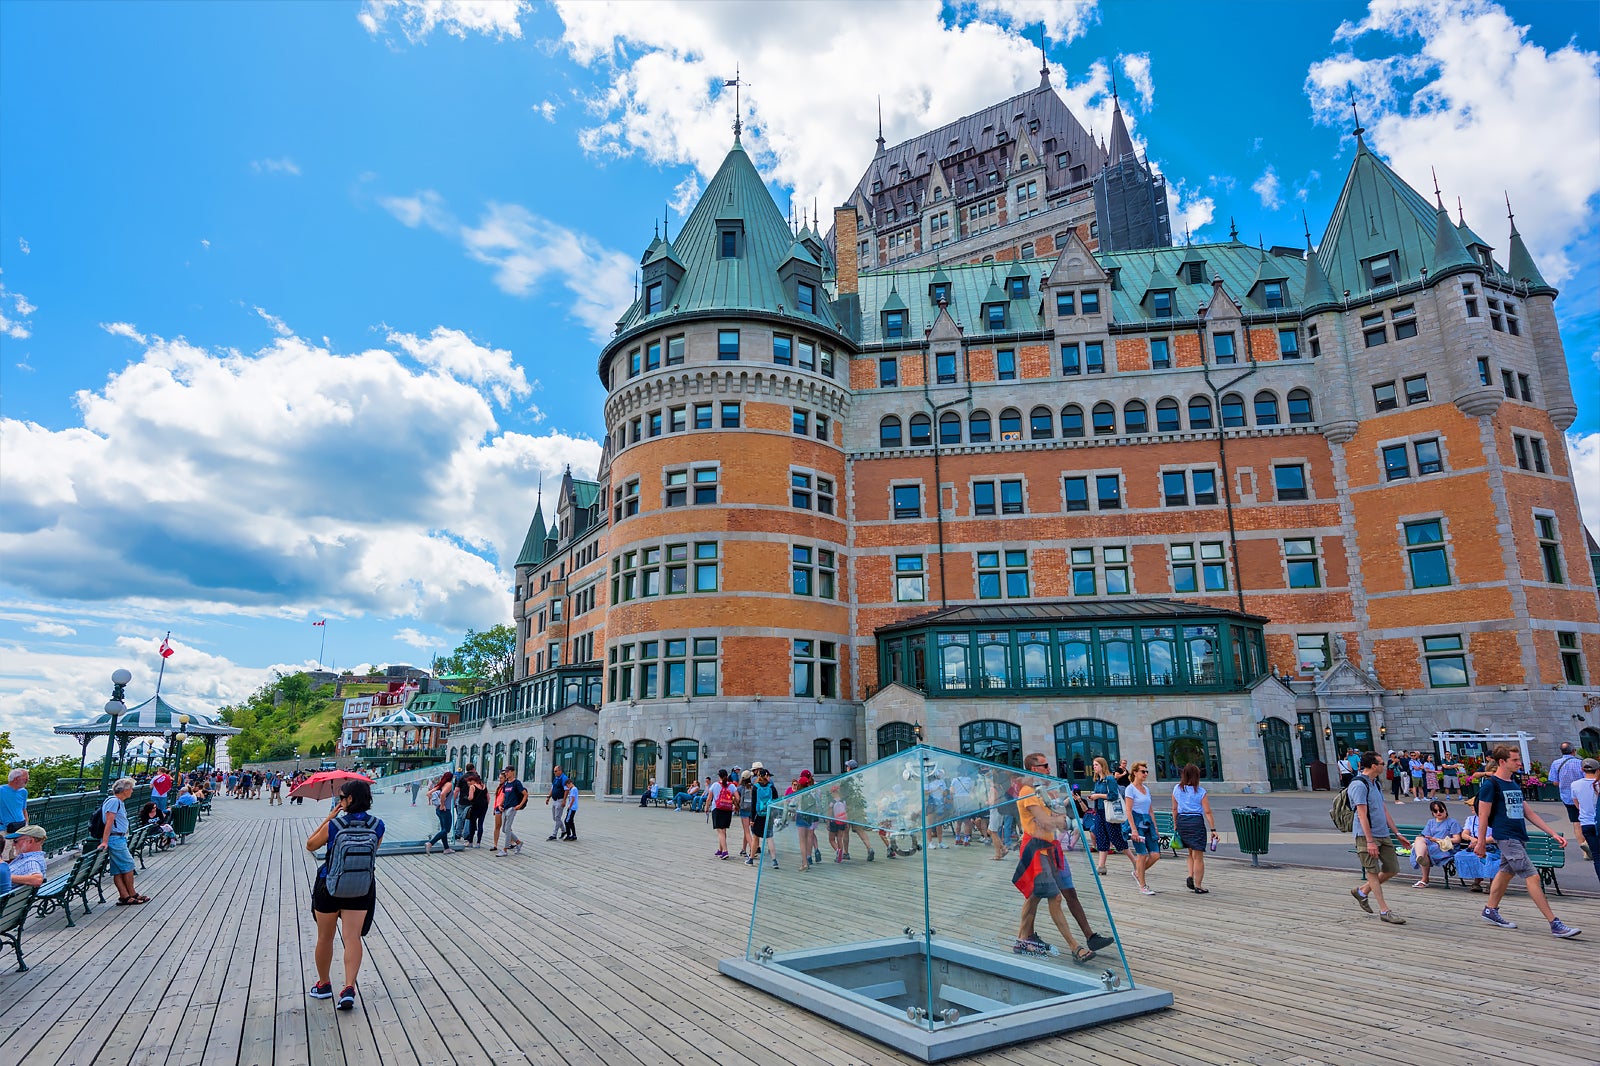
514, 500, 547, 569
1317, 136, 1445, 297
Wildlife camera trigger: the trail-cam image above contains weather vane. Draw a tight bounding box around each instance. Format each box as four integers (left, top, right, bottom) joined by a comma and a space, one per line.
725, 65, 746, 141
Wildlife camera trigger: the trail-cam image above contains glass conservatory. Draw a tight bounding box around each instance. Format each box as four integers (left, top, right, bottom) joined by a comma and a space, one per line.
719, 746, 1171, 1061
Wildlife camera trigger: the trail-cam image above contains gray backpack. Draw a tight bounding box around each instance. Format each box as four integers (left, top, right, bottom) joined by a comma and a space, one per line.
325, 814, 378, 897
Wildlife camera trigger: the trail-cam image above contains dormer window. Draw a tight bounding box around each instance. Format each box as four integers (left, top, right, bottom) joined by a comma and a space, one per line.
1008, 276, 1029, 300
933, 187, 943, 200
1151, 291, 1173, 318
984, 303, 1007, 331
1364, 253, 1396, 288
872, 180, 882, 193
1184, 261, 1207, 284
884, 310, 905, 340
930, 282, 949, 305
797, 283, 816, 315
1262, 281, 1284, 309
645, 282, 664, 314
720, 229, 740, 258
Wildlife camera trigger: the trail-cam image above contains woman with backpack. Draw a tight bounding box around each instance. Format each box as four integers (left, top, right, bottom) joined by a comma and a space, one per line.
709, 769, 737, 859
461, 771, 489, 849
305, 779, 384, 1011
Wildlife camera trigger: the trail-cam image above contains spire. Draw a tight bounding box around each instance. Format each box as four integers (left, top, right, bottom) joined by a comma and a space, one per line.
875, 96, 885, 154
1350, 92, 1367, 150
1228, 217, 1239, 242
1301, 210, 1336, 308
1107, 81, 1135, 163
1038, 27, 1050, 88
1505, 192, 1552, 291
514, 495, 549, 568
724, 65, 745, 144
1431, 183, 1474, 273
664, 202, 670, 241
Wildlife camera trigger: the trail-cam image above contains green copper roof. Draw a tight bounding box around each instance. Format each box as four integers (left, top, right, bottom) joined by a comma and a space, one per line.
857, 260, 1049, 343
880, 287, 907, 313
982, 278, 1008, 306
514, 500, 547, 569
1317, 136, 1447, 297
643, 238, 684, 269
610, 143, 844, 337
1301, 239, 1337, 308
1104, 242, 1310, 323
1430, 199, 1476, 273
1457, 216, 1491, 252
571, 478, 601, 511
1507, 221, 1552, 292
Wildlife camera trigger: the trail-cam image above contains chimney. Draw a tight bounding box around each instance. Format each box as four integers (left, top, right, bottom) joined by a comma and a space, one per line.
833, 205, 859, 296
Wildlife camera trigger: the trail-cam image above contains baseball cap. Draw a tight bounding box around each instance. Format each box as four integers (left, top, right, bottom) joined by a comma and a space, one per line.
1583, 758, 1599, 772
844, 759, 859, 771
5, 825, 46, 841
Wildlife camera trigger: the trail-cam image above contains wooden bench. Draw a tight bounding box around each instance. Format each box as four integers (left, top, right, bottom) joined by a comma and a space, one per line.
0, 885, 37, 972
33, 848, 109, 928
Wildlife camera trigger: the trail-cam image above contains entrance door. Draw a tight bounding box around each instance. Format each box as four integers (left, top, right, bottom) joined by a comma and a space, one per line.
1330, 712, 1372, 764
608, 741, 624, 794
1263, 718, 1297, 791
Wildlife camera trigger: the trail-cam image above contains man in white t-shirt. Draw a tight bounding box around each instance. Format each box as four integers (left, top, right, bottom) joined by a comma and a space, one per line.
1573, 758, 1599, 886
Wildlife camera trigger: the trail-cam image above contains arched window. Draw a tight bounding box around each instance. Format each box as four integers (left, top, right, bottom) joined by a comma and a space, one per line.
665, 739, 698, 790
469, 744, 480, 768
494, 741, 506, 776
813, 738, 832, 775
969, 410, 992, 442
1055, 720, 1120, 783
939, 411, 962, 445
909, 413, 932, 446
1253, 390, 1281, 426
1092, 402, 1116, 436
877, 722, 917, 757
839, 738, 853, 766
508, 740, 521, 780
960, 719, 1022, 767
879, 416, 902, 448
1581, 727, 1600, 754
999, 408, 1022, 438
1124, 400, 1149, 435
1220, 392, 1246, 427
1188, 395, 1214, 429
1029, 406, 1054, 439
448, 747, 457, 766
555, 735, 595, 790
1156, 398, 1181, 432
1152, 717, 1223, 781
608, 740, 624, 794
1061, 404, 1084, 438
631, 739, 657, 793
1287, 388, 1314, 424
525, 739, 538, 780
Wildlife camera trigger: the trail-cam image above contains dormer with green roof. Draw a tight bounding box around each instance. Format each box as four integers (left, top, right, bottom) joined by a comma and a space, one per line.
980, 275, 1009, 331
927, 265, 952, 307
1004, 260, 1032, 301
1247, 248, 1291, 310
1141, 257, 1179, 320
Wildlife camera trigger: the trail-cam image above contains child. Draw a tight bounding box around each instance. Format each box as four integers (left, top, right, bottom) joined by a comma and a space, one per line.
560, 776, 579, 841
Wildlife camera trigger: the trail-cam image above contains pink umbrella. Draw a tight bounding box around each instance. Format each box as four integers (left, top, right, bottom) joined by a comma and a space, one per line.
288, 770, 372, 801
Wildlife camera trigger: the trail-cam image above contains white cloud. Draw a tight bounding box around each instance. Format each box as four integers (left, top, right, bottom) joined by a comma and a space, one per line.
359, 0, 529, 41
1208, 174, 1237, 194
0, 327, 600, 642
0, 274, 35, 339
1166, 177, 1216, 242
394, 627, 448, 650
101, 321, 149, 344
552, 1, 1110, 219
534, 100, 558, 122
1119, 52, 1154, 108
254, 306, 294, 337
669, 174, 700, 217
1295, 169, 1321, 203
1306, 0, 1600, 282
251, 157, 301, 176
17, 238, 29, 255
381, 190, 635, 343
25, 621, 75, 637
1569, 431, 1600, 533
201, 239, 211, 250
1252, 165, 1283, 210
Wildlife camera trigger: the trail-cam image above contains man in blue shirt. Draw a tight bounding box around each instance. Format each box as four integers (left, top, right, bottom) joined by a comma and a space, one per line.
6, 825, 48, 889
1548, 743, 1587, 860
546, 762, 568, 841
1474, 745, 1579, 938
0, 768, 29, 834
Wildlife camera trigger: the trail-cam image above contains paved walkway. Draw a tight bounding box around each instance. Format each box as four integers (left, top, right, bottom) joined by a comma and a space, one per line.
2, 793, 1596, 1065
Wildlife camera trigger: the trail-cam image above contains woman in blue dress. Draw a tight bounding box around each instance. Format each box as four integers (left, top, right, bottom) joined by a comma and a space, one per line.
1450, 801, 1500, 891
1412, 799, 1461, 888
1087, 757, 1134, 877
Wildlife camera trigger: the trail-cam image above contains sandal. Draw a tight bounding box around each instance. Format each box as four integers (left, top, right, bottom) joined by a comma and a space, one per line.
1412, 880, 1429, 888
116, 896, 134, 905
126, 896, 149, 905
1071, 945, 1096, 963
1192, 887, 1209, 894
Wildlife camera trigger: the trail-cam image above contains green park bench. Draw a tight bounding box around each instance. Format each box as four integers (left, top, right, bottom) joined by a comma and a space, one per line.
1351, 828, 1564, 894
126, 824, 158, 869
1, 885, 37, 972
1392, 823, 1459, 888
33, 848, 109, 928
1150, 811, 1182, 855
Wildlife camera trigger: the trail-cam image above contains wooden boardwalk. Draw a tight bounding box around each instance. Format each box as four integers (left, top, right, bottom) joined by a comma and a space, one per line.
2, 796, 1596, 1066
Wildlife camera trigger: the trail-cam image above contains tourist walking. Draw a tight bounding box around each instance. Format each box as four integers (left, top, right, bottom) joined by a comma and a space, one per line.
787, 771, 819, 870
461, 771, 489, 848
1572, 758, 1598, 885
559, 774, 578, 841
1387, 751, 1406, 804
409, 779, 421, 806
1011, 753, 1114, 960
1549, 743, 1588, 860
0, 767, 29, 836
709, 769, 737, 859
306, 779, 384, 1011
495, 766, 527, 856
546, 762, 568, 840
746, 764, 779, 868
1171, 764, 1218, 893
1474, 746, 1580, 938
424, 770, 455, 855
1124, 762, 1160, 895
737, 770, 754, 859
1348, 752, 1408, 925
151, 767, 174, 813
98, 778, 147, 905
1087, 757, 1134, 876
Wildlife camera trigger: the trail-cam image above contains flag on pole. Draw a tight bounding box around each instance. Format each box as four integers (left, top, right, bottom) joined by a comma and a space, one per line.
159, 638, 174, 659
312, 620, 326, 627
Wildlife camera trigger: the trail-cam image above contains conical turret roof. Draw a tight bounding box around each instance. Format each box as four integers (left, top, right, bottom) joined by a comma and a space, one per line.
1317, 138, 1460, 297
1107, 98, 1135, 163
1430, 198, 1475, 273
514, 500, 547, 569
1506, 215, 1553, 292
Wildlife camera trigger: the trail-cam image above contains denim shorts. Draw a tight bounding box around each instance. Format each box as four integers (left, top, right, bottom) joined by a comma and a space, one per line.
106, 836, 136, 874
1129, 815, 1159, 856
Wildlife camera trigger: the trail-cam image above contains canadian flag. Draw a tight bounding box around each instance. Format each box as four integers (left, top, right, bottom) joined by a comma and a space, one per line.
312, 620, 326, 627
159, 638, 174, 659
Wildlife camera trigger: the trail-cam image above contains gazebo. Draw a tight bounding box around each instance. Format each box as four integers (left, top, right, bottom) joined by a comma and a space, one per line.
54, 695, 241, 787
362, 708, 445, 776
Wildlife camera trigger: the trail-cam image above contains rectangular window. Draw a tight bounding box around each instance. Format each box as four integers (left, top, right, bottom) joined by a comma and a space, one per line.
792, 639, 838, 699
1103, 545, 1129, 595
669, 406, 687, 433
1213, 332, 1236, 364
1517, 373, 1532, 403
721, 230, 738, 258
720, 402, 740, 428
664, 469, 688, 508
648, 411, 662, 437
1424, 635, 1468, 688
791, 545, 813, 596
1278, 329, 1299, 358
1366, 254, 1395, 288
1151, 291, 1173, 319
797, 339, 815, 372
996, 349, 1016, 380
1170, 543, 1198, 592
1056, 292, 1075, 316
645, 282, 663, 314
792, 409, 808, 435
1476, 357, 1490, 386
1273, 464, 1308, 501
693, 467, 718, 504
1008, 277, 1028, 300
814, 413, 829, 442
694, 541, 719, 592
1502, 369, 1516, 398
1162, 471, 1189, 507
797, 283, 816, 315
892, 485, 921, 519
884, 310, 905, 340
1297, 634, 1331, 673
1000, 479, 1024, 515
973, 481, 996, 516
693, 403, 713, 430
1191, 469, 1217, 505
1530, 437, 1547, 473
1060, 343, 1080, 375
1151, 337, 1170, 368
1405, 519, 1451, 588
773, 334, 793, 365
1080, 290, 1100, 314
1363, 313, 1387, 348
1199, 541, 1228, 591
791, 472, 813, 510
1285, 538, 1321, 588
646, 341, 661, 371
1063, 476, 1088, 512
895, 555, 925, 602
1373, 382, 1398, 412
820, 348, 834, 378
718, 330, 740, 359
1403, 375, 1429, 405
878, 357, 898, 387
1263, 281, 1284, 309
985, 304, 1005, 330
667, 335, 685, 366
1095, 474, 1122, 510
1070, 547, 1096, 596
936, 351, 957, 384
1536, 514, 1564, 584
1559, 632, 1584, 685
1415, 438, 1443, 475
1382, 443, 1411, 481
1513, 433, 1530, 470
1085, 342, 1105, 375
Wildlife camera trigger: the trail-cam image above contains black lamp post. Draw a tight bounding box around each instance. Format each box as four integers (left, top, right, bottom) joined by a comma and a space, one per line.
99, 668, 132, 793
173, 715, 190, 775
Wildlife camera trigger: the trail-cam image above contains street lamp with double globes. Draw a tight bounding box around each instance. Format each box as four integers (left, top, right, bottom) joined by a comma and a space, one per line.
173, 714, 190, 779
99, 668, 133, 793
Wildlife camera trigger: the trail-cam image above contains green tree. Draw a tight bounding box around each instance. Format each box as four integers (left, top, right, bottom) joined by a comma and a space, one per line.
434, 624, 516, 690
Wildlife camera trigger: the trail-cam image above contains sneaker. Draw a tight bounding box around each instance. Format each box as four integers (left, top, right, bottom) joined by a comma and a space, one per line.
1086, 932, 1115, 951
308, 981, 334, 1000
771, 859, 779, 870
744, 857, 754, 866
867, 848, 875, 862
336, 985, 356, 1011
813, 849, 822, 864
547, 834, 558, 841
1351, 887, 1372, 914
1024, 934, 1059, 956
1481, 907, 1516, 929
1138, 884, 1156, 896
1550, 919, 1581, 939
1012, 937, 1050, 956
1379, 911, 1406, 925
493, 850, 508, 857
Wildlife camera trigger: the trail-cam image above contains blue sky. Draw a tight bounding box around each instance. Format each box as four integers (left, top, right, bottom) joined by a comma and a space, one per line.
2, 0, 1596, 756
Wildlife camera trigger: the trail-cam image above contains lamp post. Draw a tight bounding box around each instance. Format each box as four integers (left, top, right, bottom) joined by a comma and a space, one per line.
173, 715, 190, 777
99, 669, 133, 793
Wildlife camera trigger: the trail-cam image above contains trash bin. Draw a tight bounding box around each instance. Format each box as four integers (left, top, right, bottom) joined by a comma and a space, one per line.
1231, 806, 1271, 867
170, 803, 200, 842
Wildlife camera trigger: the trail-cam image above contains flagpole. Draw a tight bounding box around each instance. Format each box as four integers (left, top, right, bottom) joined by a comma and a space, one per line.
155, 630, 171, 698
320, 623, 327, 669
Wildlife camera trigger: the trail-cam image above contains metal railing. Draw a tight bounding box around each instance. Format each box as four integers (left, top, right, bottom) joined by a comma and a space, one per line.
27, 786, 153, 857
